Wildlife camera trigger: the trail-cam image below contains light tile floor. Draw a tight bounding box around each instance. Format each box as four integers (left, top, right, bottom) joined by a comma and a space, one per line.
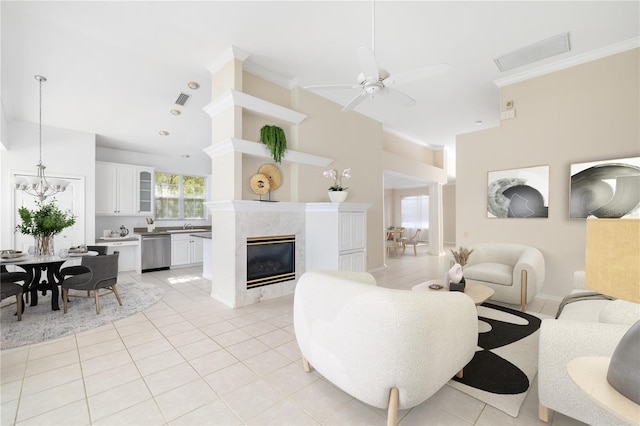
1, 245, 588, 425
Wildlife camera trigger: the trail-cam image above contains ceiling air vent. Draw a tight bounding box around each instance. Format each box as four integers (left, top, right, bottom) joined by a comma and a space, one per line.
175, 92, 191, 106
494, 32, 571, 72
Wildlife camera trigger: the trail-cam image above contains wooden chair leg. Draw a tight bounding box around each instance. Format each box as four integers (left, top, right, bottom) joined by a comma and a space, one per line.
95, 290, 100, 314
539, 403, 550, 422
413, 244, 417, 256
302, 355, 311, 373
521, 270, 528, 312
387, 387, 399, 426
111, 284, 123, 306
16, 293, 22, 321
62, 288, 69, 314
456, 369, 463, 378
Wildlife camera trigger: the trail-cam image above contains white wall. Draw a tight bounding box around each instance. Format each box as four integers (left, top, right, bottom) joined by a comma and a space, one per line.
1, 120, 96, 249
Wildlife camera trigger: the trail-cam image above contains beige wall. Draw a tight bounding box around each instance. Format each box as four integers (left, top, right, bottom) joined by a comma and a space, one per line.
293, 88, 386, 270
218, 67, 449, 271
443, 184, 456, 244
456, 49, 640, 299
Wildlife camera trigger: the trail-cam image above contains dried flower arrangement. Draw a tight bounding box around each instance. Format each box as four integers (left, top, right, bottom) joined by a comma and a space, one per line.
450, 246, 474, 267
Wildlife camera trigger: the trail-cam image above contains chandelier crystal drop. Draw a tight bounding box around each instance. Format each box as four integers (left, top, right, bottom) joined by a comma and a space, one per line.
15, 75, 69, 201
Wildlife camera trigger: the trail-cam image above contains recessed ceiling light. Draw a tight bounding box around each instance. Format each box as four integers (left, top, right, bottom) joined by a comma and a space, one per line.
187, 81, 200, 90
475, 120, 483, 126
170, 109, 181, 116
182, 154, 190, 158
159, 130, 170, 136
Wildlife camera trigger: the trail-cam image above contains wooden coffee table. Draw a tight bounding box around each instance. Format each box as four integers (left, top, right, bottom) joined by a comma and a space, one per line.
412, 279, 495, 306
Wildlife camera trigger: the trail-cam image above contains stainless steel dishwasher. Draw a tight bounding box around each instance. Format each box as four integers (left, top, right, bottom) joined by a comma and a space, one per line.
141, 234, 171, 272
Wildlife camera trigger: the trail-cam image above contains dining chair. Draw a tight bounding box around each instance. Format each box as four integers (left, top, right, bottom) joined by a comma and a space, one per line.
385, 229, 402, 257
87, 245, 108, 255
1, 267, 28, 321
60, 252, 122, 314
402, 229, 422, 256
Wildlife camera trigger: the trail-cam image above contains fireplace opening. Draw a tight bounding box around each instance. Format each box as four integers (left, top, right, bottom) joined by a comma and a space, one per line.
247, 235, 295, 289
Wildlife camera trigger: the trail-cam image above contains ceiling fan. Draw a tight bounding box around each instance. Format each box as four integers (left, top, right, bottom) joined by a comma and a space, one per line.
304, 2, 450, 112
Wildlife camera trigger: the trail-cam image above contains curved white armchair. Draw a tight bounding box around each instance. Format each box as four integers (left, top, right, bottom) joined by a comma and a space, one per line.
461, 243, 545, 312
293, 270, 478, 425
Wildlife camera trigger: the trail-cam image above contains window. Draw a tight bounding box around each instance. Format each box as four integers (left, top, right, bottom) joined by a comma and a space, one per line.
155, 172, 206, 219
401, 195, 429, 230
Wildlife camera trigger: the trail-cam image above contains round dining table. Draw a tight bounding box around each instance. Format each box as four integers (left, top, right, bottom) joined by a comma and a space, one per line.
1, 251, 98, 311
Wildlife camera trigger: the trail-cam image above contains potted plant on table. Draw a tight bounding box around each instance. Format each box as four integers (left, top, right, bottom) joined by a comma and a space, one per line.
448, 246, 474, 292
323, 167, 351, 203
15, 199, 76, 256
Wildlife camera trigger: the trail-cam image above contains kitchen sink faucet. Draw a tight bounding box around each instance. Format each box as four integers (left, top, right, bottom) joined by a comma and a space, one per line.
183, 223, 192, 230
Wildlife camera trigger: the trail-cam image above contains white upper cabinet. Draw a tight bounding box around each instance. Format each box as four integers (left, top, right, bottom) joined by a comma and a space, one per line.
96, 162, 153, 216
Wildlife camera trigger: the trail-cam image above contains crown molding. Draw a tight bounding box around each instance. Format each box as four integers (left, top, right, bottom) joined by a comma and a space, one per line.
383, 127, 444, 151
207, 46, 250, 75
495, 37, 640, 88
243, 61, 297, 90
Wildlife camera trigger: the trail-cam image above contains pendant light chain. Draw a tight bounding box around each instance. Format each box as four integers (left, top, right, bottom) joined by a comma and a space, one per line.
38, 75, 44, 166
14, 74, 69, 201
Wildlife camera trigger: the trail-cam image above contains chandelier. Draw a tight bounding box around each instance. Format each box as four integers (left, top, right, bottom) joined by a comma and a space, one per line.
15, 75, 69, 201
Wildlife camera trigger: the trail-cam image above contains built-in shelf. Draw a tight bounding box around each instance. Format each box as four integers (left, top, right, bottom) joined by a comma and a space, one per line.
203, 89, 306, 125
203, 137, 333, 167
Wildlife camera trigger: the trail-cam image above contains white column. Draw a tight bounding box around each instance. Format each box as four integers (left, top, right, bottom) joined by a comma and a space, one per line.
428, 182, 445, 256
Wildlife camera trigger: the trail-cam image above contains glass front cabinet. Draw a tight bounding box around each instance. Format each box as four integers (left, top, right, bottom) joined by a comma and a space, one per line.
137, 167, 155, 215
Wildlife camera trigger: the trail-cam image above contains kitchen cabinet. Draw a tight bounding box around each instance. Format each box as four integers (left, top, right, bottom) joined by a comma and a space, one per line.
96, 162, 154, 216
137, 167, 154, 215
171, 233, 204, 267
305, 203, 369, 272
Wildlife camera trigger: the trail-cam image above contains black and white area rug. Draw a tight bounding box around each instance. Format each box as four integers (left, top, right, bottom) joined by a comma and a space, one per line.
1, 281, 164, 350
447, 303, 542, 417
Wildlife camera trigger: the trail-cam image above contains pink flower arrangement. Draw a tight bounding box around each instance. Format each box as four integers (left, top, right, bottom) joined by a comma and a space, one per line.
323, 168, 351, 191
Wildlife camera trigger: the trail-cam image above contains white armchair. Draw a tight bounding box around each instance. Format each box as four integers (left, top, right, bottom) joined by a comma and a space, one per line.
293, 270, 478, 425
459, 243, 545, 312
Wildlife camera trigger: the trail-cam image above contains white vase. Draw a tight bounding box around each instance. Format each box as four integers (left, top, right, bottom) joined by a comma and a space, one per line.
328, 191, 348, 203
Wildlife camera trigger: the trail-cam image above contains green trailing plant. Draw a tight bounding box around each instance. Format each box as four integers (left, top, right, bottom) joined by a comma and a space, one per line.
15, 199, 76, 237
259, 125, 287, 163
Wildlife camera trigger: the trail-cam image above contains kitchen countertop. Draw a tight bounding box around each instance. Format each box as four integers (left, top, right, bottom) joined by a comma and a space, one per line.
95, 237, 139, 243
190, 232, 211, 239
134, 227, 211, 237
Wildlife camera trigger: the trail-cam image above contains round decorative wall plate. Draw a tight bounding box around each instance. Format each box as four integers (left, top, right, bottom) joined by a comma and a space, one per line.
258, 164, 282, 191
250, 173, 271, 195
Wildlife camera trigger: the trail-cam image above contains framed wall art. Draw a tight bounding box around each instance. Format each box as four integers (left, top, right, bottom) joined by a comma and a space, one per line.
487, 165, 549, 218
570, 156, 640, 219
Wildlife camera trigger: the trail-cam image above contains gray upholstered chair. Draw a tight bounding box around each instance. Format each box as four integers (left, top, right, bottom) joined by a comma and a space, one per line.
1, 267, 28, 321
87, 245, 108, 255
60, 252, 121, 314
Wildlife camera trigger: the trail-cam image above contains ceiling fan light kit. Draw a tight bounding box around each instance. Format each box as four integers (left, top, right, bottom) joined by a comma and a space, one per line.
304, 1, 449, 113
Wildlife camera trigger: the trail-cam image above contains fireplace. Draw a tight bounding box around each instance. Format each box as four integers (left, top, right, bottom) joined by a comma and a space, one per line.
247, 235, 295, 289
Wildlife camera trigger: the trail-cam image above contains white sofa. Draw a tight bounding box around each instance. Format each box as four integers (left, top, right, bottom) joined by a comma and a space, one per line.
459, 242, 545, 312
538, 272, 640, 425
293, 270, 478, 426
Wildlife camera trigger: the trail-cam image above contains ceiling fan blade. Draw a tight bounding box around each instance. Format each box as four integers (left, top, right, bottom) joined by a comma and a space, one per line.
342, 91, 369, 112
383, 63, 450, 86
384, 88, 416, 108
357, 47, 379, 80
304, 83, 358, 90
